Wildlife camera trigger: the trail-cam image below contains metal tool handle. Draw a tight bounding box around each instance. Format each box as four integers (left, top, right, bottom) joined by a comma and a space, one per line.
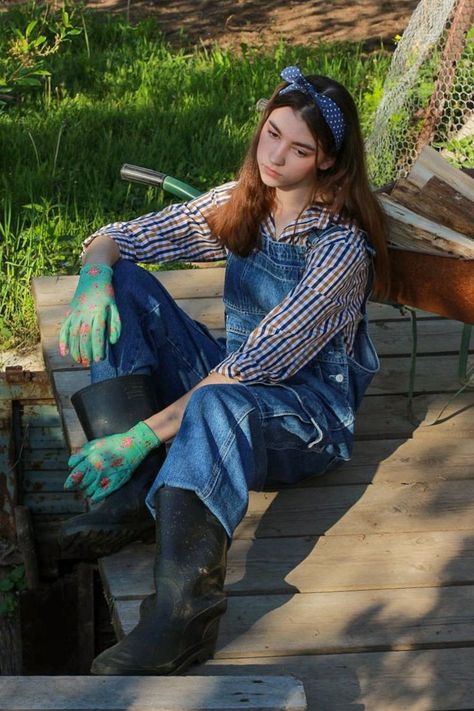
120, 164, 202, 200
120, 164, 166, 188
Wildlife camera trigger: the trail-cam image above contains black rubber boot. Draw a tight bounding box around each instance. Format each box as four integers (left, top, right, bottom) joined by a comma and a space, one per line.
59, 375, 166, 559
90, 486, 228, 675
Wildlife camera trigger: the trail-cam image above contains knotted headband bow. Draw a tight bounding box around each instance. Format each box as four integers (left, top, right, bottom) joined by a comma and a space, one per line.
279, 66, 345, 151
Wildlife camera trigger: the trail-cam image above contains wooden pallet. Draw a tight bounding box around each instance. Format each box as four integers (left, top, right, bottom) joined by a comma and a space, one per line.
31, 267, 474, 711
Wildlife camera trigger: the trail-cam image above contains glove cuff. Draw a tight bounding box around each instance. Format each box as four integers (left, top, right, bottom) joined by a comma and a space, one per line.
131, 420, 162, 453
79, 263, 114, 278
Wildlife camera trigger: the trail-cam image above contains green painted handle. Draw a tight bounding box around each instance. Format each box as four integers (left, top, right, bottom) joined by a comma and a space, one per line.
162, 176, 202, 200
120, 164, 202, 200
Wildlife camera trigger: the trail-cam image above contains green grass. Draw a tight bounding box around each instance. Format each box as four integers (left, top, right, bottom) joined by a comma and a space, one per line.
0, 3, 392, 351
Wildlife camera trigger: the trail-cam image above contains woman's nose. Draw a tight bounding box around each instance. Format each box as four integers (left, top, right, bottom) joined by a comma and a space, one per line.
270, 145, 286, 166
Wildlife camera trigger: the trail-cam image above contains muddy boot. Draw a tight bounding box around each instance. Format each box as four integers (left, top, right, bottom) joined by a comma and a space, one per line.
90, 486, 228, 675
59, 375, 166, 559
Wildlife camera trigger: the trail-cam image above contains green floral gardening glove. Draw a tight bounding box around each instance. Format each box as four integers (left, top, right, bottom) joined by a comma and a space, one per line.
59, 263, 121, 367
64, 421, 161, 504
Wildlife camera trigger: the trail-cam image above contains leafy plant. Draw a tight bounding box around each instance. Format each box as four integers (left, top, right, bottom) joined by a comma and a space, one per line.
0, 566, 26, 617
0, 2, 82, 109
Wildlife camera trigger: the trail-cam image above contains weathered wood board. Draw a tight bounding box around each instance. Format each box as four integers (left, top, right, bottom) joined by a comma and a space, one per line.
0, 676, 307, 711
115, 585, 474, 654
100, 529, 474, 598
198, 647, 474, 711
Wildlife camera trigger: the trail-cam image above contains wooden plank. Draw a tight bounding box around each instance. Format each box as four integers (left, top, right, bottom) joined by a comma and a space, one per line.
23, 448, 68, 471
23, 471, 68, 493
31, 269, 227, 305
390, 176, 474, 238
24, 427, 66, 449
39, 318, 472, 375
115, 584, 474, 654
38, 298, 226, 337
410, 146, 474, 201
53, 370, 91, 407
356, 391, 474, 440
38, 307, 458, 361
56, 389, 474, 453
50, 354, 472, 402
22, 427, 474, 494
368, 354, 471, 395
234, 480, 474, 539
31, 273, 444, 321
380, 193, 474, 258
324, 434, 474, 485
369, 318, 471, 356
23, 492, 86, 515
82, 476, 474, 544
100, 529, 474, 599
22, 404, 61, 427
199, 647, 474, 711
0, 675, 307, 711
20, 432, 474, 493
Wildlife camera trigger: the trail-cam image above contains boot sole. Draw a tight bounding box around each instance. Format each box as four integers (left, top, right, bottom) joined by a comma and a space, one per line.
90, 635, 218, 676
59, 522, 154, 559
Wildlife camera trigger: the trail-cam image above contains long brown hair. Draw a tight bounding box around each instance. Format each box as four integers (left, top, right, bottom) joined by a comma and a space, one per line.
207, 74, 390, 299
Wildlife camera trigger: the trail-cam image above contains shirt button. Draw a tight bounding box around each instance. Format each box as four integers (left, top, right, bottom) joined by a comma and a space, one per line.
335, 374, 344, 383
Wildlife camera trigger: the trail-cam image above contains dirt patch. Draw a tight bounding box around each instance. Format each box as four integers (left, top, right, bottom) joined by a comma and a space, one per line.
2, 0, 419, 50
0, 344, 44, 373
85, 0, 418, 50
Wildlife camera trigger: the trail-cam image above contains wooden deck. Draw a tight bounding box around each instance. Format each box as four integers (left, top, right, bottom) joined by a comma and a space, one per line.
31, 268, 474, 711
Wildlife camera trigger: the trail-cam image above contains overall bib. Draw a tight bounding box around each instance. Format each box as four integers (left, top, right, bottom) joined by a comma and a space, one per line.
92, 226, 379, 538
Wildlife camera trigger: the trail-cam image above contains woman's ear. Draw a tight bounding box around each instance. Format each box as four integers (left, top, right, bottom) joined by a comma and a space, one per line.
318, 154, 337, 171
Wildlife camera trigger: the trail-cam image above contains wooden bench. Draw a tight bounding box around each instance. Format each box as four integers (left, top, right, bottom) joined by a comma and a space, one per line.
30, 267, 474, 711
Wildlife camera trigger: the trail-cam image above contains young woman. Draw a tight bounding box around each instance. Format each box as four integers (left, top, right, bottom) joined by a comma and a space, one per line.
59, 66, 389, 675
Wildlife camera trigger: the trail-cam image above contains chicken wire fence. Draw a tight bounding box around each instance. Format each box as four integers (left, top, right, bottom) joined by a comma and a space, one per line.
366, 0, 474, 188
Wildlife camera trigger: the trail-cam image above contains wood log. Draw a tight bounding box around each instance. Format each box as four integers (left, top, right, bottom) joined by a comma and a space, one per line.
379, 194, 474, 258
408, 145, 474, 201
390, 175, 474, 238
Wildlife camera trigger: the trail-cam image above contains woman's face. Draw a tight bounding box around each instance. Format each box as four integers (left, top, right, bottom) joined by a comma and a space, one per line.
256, 106, 335, 193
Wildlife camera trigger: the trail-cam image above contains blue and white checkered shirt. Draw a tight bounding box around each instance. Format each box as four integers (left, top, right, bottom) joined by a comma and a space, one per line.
83, 183, 370, 384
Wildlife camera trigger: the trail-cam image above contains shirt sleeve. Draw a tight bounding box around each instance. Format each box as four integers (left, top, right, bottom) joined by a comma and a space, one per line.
81, 183, 234, 263
212, 229, 370, 383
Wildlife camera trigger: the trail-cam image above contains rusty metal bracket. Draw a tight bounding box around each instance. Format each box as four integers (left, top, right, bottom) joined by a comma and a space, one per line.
4, 367, 33, 384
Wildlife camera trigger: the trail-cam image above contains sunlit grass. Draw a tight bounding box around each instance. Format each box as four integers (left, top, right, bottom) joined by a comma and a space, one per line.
0, 5, 392, 350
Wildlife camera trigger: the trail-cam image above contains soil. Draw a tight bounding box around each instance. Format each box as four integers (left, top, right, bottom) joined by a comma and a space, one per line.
1, 0, 419, 371
87, 0, 419, 51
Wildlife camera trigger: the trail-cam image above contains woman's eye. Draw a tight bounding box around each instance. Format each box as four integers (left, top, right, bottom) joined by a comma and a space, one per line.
268, 129, 279, 138
295, 149, 309, 157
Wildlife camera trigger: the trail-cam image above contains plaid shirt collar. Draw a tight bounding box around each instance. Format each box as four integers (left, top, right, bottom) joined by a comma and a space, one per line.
261, 202, 349, 242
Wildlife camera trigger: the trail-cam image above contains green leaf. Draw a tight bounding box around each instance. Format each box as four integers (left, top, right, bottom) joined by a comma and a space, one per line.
25, 19, 38, 38
16, 77, 42, 87
32, 35, 48, 47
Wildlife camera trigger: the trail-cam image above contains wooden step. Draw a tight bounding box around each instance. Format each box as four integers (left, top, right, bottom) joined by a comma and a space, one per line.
100, 529, 474, 598
198, 647, 474, 711
115, 584, 474, 655
0, 676, 306, 711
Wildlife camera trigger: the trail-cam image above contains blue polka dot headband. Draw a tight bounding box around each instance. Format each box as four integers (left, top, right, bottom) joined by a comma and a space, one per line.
279, 66, 345, 151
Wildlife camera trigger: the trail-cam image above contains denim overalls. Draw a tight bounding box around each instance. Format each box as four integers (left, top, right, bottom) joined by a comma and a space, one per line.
92, 226, 379, 539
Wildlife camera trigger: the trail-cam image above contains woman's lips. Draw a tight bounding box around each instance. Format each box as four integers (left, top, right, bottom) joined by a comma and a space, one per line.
262, 165, 281, 178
